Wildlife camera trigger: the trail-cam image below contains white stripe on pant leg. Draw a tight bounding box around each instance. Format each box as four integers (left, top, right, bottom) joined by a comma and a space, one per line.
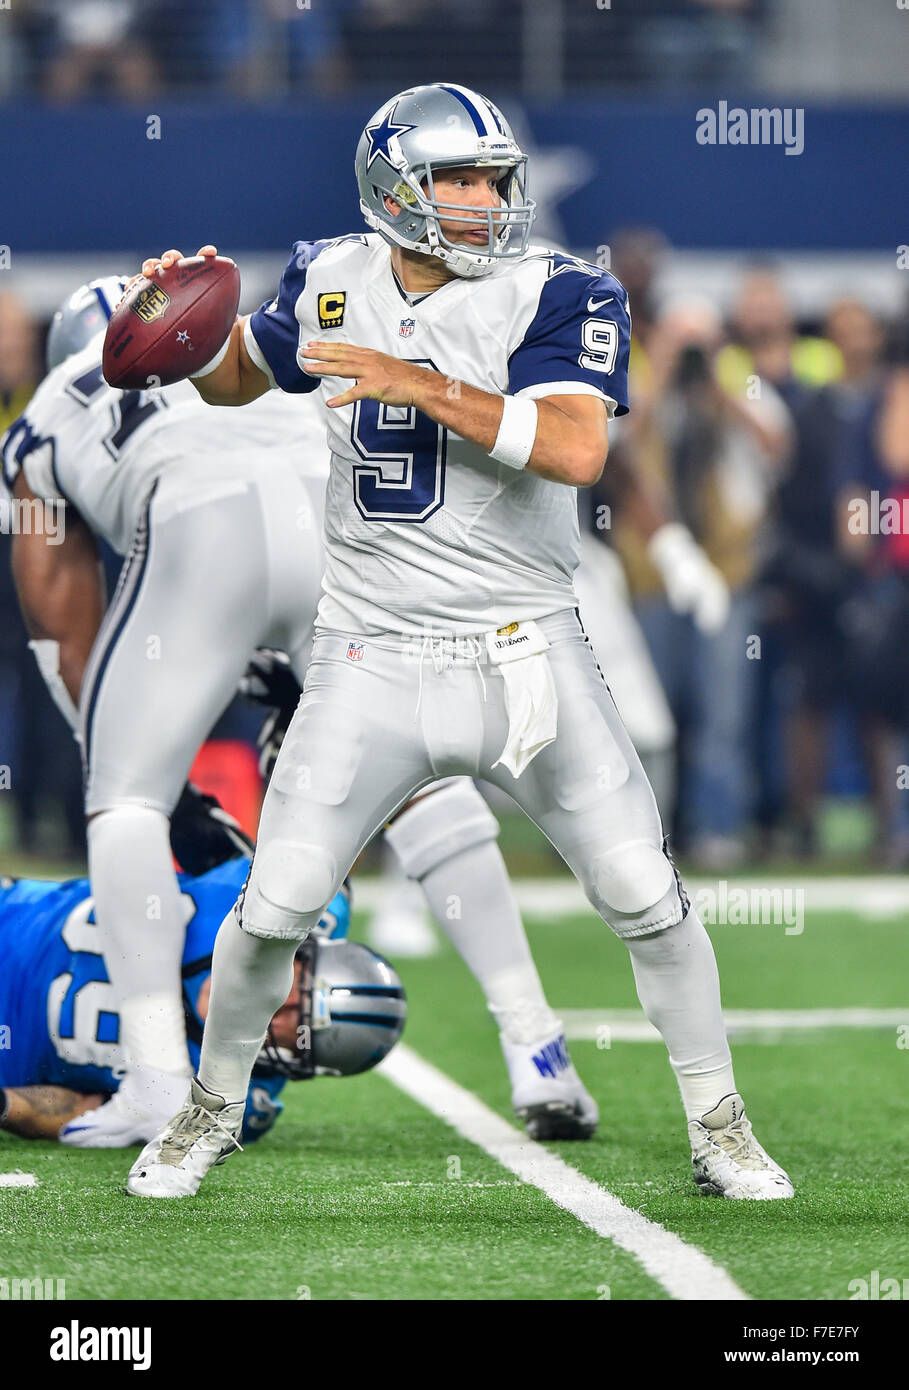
379, 1044, 749, 1302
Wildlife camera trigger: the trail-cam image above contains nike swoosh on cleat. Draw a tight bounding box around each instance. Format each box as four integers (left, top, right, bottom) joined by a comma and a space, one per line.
60, 1125, 95, 1135
587, 296, 614, 312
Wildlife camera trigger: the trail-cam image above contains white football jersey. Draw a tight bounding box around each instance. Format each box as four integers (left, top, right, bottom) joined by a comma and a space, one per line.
245, 233, 631, 637
0, 335, 330, 554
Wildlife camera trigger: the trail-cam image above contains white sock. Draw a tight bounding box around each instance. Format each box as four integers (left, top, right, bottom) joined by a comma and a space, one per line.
88, 806, 192, 1077
384, 783, 558, 1044
197, 907, 299, 1103
624, 907, 736, 1119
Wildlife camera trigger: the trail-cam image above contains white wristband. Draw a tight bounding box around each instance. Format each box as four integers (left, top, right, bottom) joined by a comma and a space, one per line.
490, 395, 538, 470
28, 639, 80, 735
189, 333, 232, 380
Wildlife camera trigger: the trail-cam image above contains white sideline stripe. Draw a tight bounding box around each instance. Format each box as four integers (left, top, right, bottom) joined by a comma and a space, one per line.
354, 874, 909, 918
561, 1006, 909, 1043
379, 1043, 749, 1302
0, 1173, 37, 1187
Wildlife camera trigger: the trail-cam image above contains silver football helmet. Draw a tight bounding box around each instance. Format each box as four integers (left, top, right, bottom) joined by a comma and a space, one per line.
355, 83, 536, 279
46, 276, 129, 372
254, 936, 406, 1081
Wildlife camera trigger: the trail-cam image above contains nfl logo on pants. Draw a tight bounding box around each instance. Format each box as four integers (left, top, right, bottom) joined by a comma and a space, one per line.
399, 318, 415, 338
347, 641, 365, 662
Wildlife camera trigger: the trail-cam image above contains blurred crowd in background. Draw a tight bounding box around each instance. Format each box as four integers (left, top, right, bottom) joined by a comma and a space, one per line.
4, 233, 909, 868
586, 235, 909, 870
0, 1, 771, 100
1, 0, 904, 102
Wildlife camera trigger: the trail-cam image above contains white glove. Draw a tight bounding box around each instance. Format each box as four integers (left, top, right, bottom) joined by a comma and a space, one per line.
647, 523, 731, 634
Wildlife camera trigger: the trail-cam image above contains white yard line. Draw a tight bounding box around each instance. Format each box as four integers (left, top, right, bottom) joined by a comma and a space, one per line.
561, 1006, 909, 1043
0, 1173, 37, 1187
354, 875, 909, 918
379, 1043, 749, 1302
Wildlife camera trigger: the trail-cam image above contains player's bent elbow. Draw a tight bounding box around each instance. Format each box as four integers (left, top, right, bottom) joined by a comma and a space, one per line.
571, 446, 607, 488
191, 376, 235, 406
192, 374, 265, 408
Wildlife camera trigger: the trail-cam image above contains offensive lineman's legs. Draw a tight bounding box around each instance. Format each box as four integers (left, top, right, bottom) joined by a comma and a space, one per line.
64, 479, 271, 1147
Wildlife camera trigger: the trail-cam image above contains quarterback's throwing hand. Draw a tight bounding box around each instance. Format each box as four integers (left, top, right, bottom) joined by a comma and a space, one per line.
301, 341, 424, 409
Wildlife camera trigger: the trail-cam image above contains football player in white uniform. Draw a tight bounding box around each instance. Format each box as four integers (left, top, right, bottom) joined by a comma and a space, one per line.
4, 282, 598, 1146
128, 83, 792, 1202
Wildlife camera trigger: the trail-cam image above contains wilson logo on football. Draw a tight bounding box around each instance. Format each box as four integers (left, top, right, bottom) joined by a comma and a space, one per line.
131, 285, 170, 324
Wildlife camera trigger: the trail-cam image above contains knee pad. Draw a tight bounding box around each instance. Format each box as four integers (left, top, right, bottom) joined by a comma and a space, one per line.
242, 838, 338, 940
384, 779, 498, 881
87, 803, 171, 851
589, 839, 684, 939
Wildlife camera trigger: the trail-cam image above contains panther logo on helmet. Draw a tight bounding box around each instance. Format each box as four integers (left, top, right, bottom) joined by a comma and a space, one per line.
254, 936, 406, 1081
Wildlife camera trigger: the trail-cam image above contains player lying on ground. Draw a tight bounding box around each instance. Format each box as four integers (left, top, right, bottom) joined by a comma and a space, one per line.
0, 791, 401, 1143
127, 83, 792, 1201
2, 292, 597, 1145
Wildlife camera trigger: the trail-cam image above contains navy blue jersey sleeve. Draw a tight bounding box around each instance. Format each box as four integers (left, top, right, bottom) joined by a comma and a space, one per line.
508, 260, 631, 416
246, 240, 330, 394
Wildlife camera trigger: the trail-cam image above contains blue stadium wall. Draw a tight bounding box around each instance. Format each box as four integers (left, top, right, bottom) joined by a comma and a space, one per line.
4, 100, 904, 253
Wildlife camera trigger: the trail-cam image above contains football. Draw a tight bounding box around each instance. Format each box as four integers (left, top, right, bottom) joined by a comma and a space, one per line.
102, 254, 240, 389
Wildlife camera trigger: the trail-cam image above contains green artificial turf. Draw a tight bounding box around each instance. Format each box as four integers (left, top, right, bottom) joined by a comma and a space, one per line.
1, 893, 906, 1300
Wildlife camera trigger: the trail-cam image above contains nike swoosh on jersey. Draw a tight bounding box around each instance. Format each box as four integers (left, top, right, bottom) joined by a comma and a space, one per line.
587, 296, 614, 312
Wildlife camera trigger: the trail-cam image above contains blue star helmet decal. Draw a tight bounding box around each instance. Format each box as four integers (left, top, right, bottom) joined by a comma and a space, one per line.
363, 104, 417, 172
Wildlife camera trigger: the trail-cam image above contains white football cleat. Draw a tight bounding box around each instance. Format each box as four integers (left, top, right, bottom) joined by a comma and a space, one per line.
689, 1093, 794, 1200
501, 1028, 599, 1140
126, 1078, 244, 1199
59, 1066, 192, 1149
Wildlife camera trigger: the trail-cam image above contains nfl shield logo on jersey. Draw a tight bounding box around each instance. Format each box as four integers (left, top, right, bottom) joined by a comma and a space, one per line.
346, 641, 365, 662
399, 318, 415, 338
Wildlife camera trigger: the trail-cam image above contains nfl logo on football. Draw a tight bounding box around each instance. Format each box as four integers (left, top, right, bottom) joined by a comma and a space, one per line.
346, 641, 365, 662
399, 318, 415, 338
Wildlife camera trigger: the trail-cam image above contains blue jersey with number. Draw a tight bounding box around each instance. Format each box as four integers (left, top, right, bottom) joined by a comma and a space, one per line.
244, 233, 631, 637
0, 859, 349, 1141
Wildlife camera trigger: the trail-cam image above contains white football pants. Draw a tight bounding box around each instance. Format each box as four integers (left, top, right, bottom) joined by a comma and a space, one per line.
238, 607, 688, 944
81, 451, 325, 816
